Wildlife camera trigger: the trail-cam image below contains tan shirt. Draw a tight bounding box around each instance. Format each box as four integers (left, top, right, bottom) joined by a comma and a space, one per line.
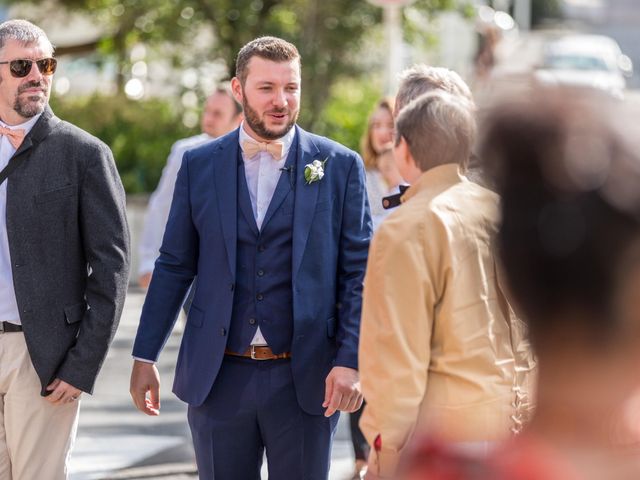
359, 164, 536, 477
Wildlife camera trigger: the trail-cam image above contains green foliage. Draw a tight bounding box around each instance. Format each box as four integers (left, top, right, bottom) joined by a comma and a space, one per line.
0, 0, 460, 190
314, 76, 384, 154
49, 94, 195, 193
0, 0, 460, 130
191, 0, 381, 131
413, 0, 460, 12
2, 0, 382, 129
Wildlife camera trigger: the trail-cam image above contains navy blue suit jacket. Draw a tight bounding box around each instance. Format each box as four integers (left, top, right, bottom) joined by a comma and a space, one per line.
133, 126, 372, 415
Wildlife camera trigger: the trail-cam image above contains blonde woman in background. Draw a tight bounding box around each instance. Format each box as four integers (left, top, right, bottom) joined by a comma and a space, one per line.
360, 98, 404, 231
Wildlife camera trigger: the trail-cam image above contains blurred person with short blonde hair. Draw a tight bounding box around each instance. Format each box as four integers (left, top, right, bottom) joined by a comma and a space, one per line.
359, 91, 535, 479
394, 64, 474, 117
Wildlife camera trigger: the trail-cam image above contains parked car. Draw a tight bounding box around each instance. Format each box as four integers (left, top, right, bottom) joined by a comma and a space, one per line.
535, 34, 633, 98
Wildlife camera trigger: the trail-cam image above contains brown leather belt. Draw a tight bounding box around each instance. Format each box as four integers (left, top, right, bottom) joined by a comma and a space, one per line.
224, 345, 291, 361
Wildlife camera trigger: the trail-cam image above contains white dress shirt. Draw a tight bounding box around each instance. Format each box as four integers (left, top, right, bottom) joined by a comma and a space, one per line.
239, 123, 295, 345
0, 113, 42, 324
138, 133, 213, 276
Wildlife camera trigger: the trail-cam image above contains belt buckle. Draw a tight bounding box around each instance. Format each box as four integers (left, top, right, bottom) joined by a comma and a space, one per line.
250, 345, 269, 360
250, 345, 259, 360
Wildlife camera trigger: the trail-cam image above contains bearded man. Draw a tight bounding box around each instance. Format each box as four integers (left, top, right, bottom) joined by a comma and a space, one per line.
0, 19, 129, 479
130, 36, 371, 479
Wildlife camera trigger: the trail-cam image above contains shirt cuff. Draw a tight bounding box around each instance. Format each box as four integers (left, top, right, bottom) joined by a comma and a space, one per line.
133, 356, 155, 364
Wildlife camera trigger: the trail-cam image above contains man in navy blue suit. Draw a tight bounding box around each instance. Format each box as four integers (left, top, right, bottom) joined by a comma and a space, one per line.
129, 36, 372, 479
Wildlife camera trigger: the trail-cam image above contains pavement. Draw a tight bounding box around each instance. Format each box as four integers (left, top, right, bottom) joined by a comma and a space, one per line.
68, 289, 358, 480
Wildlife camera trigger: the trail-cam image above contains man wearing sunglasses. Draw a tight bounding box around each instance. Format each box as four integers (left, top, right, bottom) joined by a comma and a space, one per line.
0, 20, 130, 479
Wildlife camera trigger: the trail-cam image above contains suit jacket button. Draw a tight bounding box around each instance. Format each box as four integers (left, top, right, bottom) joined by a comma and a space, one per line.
256, 293, 264, 301
258, 245, 266, 252
220, 328, 227, 336
257, 270, 264, 277
249, 318, 256, 325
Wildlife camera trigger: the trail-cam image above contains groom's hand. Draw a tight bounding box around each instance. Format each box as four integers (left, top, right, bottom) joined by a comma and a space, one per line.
130, 360, 161, 416
323, 366, 363, 417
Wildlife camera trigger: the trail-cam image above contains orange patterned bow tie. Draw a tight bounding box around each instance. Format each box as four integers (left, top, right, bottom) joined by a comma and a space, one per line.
0, 125, 25, 149
242, 140, 284, 160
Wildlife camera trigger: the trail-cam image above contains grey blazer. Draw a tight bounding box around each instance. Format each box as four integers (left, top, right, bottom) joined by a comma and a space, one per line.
5, 106, 130, 395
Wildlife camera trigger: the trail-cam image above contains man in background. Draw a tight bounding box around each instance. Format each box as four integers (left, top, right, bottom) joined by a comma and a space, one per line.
393, 64, 474, 116
138, 87, 242, 287
391, 64, 489, 187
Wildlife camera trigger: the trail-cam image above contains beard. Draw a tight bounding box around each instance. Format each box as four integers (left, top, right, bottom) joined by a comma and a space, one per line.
242, 93, 298, 140
14, 80, 49, 118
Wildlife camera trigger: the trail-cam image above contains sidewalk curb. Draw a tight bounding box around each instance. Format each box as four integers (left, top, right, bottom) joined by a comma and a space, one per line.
101, 463, 197, 479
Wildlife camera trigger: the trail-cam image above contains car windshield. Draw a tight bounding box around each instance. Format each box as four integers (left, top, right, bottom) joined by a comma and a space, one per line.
544, 54, 612, 71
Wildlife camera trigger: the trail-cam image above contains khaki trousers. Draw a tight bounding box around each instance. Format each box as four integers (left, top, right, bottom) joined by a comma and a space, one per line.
0, 332, 80, 480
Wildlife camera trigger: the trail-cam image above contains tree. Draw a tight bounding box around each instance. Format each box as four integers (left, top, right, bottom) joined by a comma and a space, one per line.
2, 0, 462, 127
191, 0, 383, 129
2, 0, 384, 129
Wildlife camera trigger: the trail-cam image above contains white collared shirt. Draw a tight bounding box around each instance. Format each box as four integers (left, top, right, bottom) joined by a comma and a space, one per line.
238, 122, 295, 345
238, 123, 295, 230
0, 113, 42, 324
138, 133, 214, 276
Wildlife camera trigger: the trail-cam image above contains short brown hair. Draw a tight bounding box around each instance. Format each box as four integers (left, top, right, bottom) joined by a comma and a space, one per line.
235, 36, 300, 85
395, 91, 476, 171
395, 65, 473, 116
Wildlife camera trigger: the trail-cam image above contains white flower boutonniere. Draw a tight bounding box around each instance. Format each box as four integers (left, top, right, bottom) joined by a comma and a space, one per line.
304, 158, 327, 185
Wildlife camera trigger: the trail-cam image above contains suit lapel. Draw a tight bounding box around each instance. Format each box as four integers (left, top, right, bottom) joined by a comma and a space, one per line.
213, 131, 240, 278
12, 136, 33, 158
237, 157, 259, 235
292, 126, 321, 280
6, 106, 60, 218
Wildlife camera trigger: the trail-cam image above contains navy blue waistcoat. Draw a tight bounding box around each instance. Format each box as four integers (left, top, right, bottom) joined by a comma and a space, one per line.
226, 140, 298, 354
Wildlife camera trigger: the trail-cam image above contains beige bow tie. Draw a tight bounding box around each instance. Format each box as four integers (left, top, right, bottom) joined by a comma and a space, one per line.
242, 140, 284, 160
0, 126, 25, 149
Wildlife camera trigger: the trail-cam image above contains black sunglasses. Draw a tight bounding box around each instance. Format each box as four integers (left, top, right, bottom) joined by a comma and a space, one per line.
0, 58, 57, 78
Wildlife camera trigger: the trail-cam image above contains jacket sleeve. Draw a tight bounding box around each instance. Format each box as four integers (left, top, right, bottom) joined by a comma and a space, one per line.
57, 141, 131, 393
358, 217, 434, 477
334, 153, 372, 369
132, 151, 199, 361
